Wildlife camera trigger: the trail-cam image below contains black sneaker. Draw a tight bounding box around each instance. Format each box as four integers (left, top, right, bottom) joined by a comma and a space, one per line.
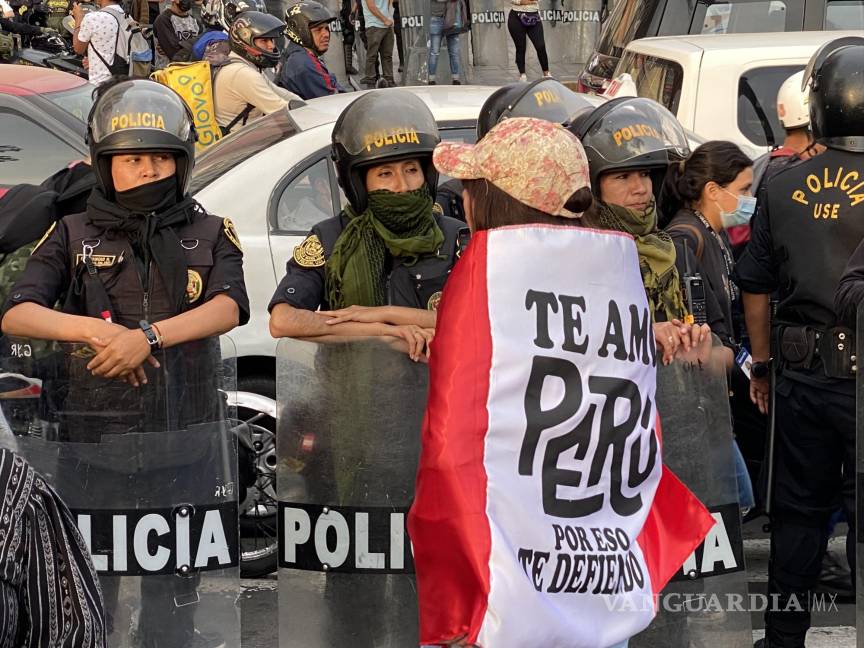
428, 80, 436, 85
452, 79, 461, 85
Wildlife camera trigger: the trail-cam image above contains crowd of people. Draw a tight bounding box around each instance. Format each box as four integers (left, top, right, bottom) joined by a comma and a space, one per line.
0, 10, 861, 644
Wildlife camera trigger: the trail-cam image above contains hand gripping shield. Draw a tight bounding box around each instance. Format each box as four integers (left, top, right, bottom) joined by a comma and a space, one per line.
631, 337, 752, 647
0, 335, 241, 648
276, 337, 428, 646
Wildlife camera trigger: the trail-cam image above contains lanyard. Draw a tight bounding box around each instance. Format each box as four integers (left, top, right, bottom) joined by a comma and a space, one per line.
693, 210, 739, 304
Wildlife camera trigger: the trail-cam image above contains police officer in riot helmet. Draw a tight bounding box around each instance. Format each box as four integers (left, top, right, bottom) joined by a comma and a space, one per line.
269, 89, 469, 361
476, 77, 595, 139
0, 78, 249, 648
570, 97, 710, 359
437, 78, 594, 222
277, 0, 346, 99
735, 37, 864, 648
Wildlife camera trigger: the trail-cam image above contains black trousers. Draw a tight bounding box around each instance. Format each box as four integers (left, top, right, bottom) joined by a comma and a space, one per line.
507, 9, 549, 74
765, 375, 855, 647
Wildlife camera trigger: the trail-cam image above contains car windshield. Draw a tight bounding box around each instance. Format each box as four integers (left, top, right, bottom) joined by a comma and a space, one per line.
190, 109, 300, 194
595, 0, 663, 59
615, 52, 684, 114
42, 84, 94, 123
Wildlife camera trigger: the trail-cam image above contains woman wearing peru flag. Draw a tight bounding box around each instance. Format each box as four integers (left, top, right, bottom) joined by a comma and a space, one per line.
407, 117, 715, 648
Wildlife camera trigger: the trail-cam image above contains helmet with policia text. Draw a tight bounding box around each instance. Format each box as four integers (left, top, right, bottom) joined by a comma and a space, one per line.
569, 96, 690, 195
332, 89, 441, 213
229, 10, 285, 68
476, 78, 595, 139
285, 0, 336, 55
776, 70, 809, 130
87, 79, 196, 198
202, 0, 266, 30
802, 36, 864, 152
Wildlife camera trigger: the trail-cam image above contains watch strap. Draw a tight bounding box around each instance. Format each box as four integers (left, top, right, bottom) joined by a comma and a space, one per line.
139, 320, 160, 348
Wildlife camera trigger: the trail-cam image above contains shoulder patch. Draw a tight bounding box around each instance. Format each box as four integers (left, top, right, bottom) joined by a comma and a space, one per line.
293, 234, 325, 268
223, 218, 242, 251
432, 202, 444, 216
32, 222, 57, 255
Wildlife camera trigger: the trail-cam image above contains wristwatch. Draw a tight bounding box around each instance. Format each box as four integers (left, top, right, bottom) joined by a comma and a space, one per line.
139, 320, 160, 349
751, 360, 771, 379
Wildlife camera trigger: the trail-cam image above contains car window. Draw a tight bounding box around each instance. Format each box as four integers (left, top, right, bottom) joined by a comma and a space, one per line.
273, 159, 336, 235
190, 110, 299, 194
700, 0, 789, 32
42, 84, 94, 123
0, 109, 80, 186
596, 0, 664, 59
737, 65, 802, 147
616, 51, 684, 114
825, 0, 864, 28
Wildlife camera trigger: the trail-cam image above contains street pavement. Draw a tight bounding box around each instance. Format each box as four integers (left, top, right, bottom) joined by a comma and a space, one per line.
239, 516, 856, 647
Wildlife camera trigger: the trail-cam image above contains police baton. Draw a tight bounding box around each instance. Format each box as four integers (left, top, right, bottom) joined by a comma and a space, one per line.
762, 361, 776, 533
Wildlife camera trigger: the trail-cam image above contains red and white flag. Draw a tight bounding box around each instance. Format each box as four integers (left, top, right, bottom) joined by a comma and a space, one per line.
408, 225, 714, 648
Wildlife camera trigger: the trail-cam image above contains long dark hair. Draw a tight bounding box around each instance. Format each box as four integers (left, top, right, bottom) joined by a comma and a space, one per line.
462, 179, 595, 231
660, 141, 752, 226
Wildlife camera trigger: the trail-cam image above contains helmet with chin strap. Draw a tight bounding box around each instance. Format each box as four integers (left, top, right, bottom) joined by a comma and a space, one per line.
86, 79, 196, 199
331, 90, 441, 213
229, 10, 285, 68
284, 0, 336, 55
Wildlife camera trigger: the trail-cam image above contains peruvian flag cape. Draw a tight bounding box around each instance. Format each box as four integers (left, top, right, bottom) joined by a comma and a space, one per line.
408, 225, 715, 648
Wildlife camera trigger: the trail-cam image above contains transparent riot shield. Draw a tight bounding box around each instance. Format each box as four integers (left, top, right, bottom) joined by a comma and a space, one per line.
0, 336, 241, 648
632, 338, 752, 647
399, 0, 471, 85
468, 0, 603, 85
276, 337, 428, 646
857, 306, 863, 647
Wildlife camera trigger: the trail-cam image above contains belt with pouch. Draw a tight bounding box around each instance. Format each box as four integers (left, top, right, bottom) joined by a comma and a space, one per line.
777, 325, 856, 379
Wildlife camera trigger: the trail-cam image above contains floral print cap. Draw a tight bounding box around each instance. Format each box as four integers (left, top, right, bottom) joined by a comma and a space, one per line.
432, 117, 591, 218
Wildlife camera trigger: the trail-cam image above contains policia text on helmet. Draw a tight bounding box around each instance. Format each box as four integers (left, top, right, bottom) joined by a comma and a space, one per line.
285, 0, 336, 56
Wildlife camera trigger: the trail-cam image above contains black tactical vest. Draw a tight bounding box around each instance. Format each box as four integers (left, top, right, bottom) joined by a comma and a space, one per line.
315, 212, 468, 311
59, 211, 226, 436
768, 148, 864, 329
63, 211, 224, 328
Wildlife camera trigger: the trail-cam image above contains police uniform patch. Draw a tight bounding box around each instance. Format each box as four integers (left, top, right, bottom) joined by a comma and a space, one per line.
427, 291, 443, 311
432, 202, 444, 216
186, 269, 204, 303
74, 254, 117, 268
293, 234, 325, 268
223, 218, 242, 251
32, 222, 56, 254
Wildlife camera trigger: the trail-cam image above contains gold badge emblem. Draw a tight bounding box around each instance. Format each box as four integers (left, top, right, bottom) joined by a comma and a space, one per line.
186, 269, 204, 303
32, 222, 56, 254
427, 291, 443, 311
293, 234, 325, 268
223, 218, 243, 251
432, 202, 444, 216
74, 254, 117, 268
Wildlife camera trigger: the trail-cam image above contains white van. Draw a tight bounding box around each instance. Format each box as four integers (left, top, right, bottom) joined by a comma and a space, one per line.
610, 30, 864, 157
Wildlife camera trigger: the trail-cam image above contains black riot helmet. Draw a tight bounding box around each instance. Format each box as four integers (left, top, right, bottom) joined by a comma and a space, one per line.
285, 0, 336, 55
476, 78, 595, 139
803, 37, 864, 153
331, 89, 441, 213
229, 10, 285, 68
86, 79, 196, 199
569, 97, 690, 197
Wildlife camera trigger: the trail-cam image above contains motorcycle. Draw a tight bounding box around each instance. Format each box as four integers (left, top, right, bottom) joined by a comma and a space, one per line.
9, 1, 89, 77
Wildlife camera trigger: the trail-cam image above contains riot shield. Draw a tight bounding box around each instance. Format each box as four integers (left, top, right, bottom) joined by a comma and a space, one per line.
276, 337, 427, 646
857, 306, 863, 647
399, 0, 471, 85
468, 0, 604, 85
0, 336, 241, 648
632, 338, 752, 647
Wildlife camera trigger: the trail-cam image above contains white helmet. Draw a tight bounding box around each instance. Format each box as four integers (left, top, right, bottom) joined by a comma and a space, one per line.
776, 70, 809, 130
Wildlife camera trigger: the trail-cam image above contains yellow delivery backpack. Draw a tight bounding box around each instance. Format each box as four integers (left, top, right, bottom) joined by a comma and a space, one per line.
152, 61, 222, 153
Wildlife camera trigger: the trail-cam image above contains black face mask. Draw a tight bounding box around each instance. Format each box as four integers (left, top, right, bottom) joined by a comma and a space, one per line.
115, 176, 179, 214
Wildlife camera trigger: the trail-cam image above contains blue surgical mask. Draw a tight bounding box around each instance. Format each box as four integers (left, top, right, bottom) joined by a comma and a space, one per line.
717, 189, 757, 229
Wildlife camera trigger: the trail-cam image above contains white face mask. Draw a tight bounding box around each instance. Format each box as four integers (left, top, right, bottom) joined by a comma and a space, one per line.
716, 187, 757, 229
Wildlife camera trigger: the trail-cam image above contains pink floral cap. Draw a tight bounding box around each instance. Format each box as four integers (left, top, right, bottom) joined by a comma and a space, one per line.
433, 117, 591, 218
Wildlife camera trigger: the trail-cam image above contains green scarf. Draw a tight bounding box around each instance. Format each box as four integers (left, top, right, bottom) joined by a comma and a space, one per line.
592, 199, 687, 321
325, 187, 444, 309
